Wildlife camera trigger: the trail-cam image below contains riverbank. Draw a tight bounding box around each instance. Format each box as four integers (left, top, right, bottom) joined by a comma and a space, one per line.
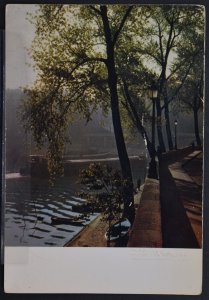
65, 147, 202, 248
65, 189, 143, 247
65, 214, 108, 247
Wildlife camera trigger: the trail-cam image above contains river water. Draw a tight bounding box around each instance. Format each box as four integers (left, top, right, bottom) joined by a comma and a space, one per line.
4, 157, 147, 247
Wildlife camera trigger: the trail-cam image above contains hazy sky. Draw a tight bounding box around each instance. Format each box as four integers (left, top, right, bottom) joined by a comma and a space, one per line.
5, 4, 201, 90
6, 5, 37, 89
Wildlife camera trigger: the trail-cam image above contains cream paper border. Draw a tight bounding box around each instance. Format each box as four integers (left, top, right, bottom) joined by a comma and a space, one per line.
4, 4, 204, 295
4, 247, 202, 294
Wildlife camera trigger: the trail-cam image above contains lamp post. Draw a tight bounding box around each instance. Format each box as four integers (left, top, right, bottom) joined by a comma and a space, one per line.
149, 82, 158, 150
174, 119, 178, 150
148, 81, 158, 179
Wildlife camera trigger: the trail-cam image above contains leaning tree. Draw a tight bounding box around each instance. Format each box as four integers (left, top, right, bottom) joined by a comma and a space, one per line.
23, 4, 143, 223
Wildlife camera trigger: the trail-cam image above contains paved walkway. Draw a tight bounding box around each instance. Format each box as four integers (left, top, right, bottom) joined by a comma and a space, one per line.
65, 148, 202, 248
159, 149, 202, 248
128, 178, 162, 247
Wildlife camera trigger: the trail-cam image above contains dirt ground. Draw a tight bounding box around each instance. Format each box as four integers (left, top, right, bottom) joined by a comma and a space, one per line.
65, 214, 109, 247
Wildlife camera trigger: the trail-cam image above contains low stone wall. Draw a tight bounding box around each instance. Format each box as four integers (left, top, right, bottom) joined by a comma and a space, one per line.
181, 150, 202, 167
127, 178, 162, 247
160, 146, 193, 162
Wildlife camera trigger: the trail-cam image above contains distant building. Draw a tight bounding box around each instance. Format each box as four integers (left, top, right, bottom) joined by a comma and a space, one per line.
65, 118, 117, 155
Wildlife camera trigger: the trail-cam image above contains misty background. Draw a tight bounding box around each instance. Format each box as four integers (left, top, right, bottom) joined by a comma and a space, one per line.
5, 5, 203, 173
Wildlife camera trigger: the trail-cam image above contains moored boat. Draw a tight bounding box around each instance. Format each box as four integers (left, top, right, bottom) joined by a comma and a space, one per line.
105, 218, 131, 241
51, 216, 84, 226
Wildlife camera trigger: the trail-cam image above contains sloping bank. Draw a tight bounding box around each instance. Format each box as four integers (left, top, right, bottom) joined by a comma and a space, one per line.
64, 214, 108, 247
64, 179, 161, 247
65, 146, 200, 248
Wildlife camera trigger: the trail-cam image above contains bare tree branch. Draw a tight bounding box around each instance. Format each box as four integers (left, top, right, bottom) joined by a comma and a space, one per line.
89, 5, 101, 15
164, 18, 174, 63
166, 60, 186, 82
162, 60, 193, 110
47, 57, 107, 80
156, 19, 164, 64
113, 6, 134, 46
167, 48, 202, 81
69, 57, 107, 74
140, 49, 162, 65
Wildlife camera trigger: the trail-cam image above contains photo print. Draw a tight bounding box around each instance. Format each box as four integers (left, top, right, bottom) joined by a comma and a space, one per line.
4, 4, 204, 294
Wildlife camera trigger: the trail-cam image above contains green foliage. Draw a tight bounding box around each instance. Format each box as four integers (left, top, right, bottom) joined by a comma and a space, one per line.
23, 5, 113, 180
115, 5, 204, 150
21, 80, 68, 180
23, 4, 139, 184
78, 163, 127, 223
170, 9, 204, 114
22, 4, 204, 180
173, 53, 204, 113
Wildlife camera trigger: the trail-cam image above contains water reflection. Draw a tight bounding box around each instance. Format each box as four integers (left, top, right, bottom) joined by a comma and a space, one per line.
5, 175, 98, 246
5, 158, 147, 246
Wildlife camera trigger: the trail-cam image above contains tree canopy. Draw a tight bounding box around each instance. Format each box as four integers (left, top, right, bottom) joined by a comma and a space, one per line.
22, 4, 204, 188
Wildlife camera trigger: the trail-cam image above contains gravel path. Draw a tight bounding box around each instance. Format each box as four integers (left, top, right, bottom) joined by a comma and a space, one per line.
65, 214, 109, 247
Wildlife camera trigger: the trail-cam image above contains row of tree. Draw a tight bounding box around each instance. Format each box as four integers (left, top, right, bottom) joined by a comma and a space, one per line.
21, 5, 204, 222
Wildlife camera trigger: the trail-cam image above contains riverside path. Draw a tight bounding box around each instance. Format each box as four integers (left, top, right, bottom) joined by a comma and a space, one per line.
159, 148, 202, 248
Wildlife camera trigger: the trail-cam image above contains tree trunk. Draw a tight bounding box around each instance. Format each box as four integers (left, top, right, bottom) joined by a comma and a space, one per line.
164, 101, 174, 150
160, 76, 173, 151
193, 107, 201, 146
163, 84, 173, 150
122, 79, 155, 158
100, 6, 135, 224
156, 97, 166, 152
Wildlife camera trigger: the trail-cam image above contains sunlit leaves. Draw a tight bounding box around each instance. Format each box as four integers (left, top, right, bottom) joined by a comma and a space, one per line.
23, 4, 204, 181
79, 163, 125, 223
24, 5, 118, 181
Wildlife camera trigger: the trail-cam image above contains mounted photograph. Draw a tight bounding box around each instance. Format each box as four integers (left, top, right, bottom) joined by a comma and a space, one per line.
4, 4, 204, 249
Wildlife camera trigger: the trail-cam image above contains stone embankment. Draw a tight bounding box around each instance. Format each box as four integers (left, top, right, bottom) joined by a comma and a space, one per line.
128, 177, 162, 247
66, 146, 202, 248
128, 146, 202, 248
